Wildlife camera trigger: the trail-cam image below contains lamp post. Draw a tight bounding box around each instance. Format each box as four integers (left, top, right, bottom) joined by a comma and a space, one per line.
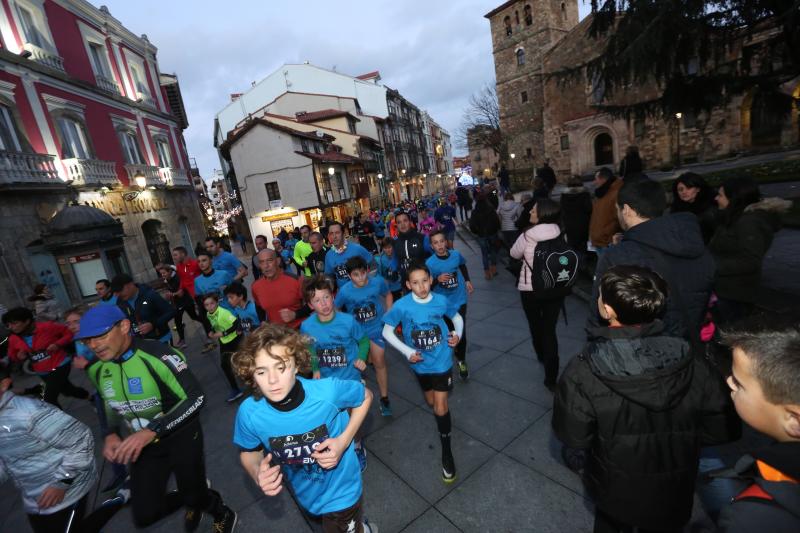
674, 113, 682, 168
401, 169, 407, 201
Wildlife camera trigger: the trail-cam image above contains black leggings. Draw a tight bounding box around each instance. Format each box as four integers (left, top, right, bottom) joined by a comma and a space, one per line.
42, 364, 89, 408
455, 304, 467, 362
220, 335, 241, 390
174, 301, 207, 341
27, 494, 121, 533
520, 292, 563, 384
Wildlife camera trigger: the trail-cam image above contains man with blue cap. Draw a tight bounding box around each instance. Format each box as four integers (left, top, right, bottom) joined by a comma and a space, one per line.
78, 306, 237, 532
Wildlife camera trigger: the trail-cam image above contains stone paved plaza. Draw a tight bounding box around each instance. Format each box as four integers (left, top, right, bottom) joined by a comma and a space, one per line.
2, 230, 709, 533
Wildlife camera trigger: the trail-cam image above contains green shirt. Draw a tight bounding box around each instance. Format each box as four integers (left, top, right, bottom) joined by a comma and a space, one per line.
207, 305, 239, 344
293, 240, 313, 277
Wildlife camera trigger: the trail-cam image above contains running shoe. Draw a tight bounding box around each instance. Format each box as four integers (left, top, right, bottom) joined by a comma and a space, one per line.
213, 505, 237, 533
442, 453, 457, 484
363, 517, 379, 533
226, 389, 244, 403
101, 484, 130, 507
355, 444, 367, 472
457, 361, 469, 381
201, 342, 216, 353
378, 398, 392, 417
175, 339, 188, 349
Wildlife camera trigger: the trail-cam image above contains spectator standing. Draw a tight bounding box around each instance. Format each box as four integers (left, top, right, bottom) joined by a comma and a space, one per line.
455, 185, 473, 222
236, 232, 247, 253
469, 195, 501, 279
536, 159, 557, 192
496, 192, 522, 249
559, 176, 593, 255
670, 172, 718, 244
618, 145, 643, 179
498, 164, 511, 195
708, 177, 791, 326
28, 284, 62, 322
588, 167, 623, 254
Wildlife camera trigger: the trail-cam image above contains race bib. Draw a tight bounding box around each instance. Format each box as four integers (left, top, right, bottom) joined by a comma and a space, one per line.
353, 303, 377, 322
130, 323, 142, 336
335, 263, 349, 280
269, 424, 329, 466
241, 319, 254, 333
385, 268, 399, 282
314, 260, 325, 274
440, 271, 459, 290
317, 347, 347, 368
30, 350, 50, 363
411, 325, 442, 351
401, 257, 413, 271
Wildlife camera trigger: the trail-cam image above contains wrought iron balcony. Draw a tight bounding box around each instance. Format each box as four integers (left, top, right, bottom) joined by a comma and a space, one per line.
63, 158, 119, 187
0, 151, 60, 185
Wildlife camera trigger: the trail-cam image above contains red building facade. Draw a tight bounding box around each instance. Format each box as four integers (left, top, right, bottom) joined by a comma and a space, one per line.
0, 0, 204, 309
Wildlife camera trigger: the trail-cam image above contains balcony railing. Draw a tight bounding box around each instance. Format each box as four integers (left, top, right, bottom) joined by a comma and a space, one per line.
95, 74, 119, 94
136, 92, 156, 108
23, 42, 65, 72
0, 151, 61, 185
158, 167, 191, 188
124, 163, 160, 186
63, 157, 118, 187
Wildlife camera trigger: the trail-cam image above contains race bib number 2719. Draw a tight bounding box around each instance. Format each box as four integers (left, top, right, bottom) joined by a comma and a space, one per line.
268, 424, 329, 466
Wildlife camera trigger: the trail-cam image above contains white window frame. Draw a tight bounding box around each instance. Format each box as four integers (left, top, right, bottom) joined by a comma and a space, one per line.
117, 129, 144, 165
154, 137, 172, 168
77, 22, 117, 86
43, 95, 91, 160
56, 116, 91, 159
0, 104, 23, 152
12, 0, 57, 53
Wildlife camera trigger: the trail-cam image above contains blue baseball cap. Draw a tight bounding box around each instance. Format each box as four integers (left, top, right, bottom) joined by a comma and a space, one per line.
76, 305, 126, 339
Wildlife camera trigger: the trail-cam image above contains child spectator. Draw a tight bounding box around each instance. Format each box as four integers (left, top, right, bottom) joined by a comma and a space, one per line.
552, 264, 738, 532
202, 293, 244, 402
715, 320, 800, 532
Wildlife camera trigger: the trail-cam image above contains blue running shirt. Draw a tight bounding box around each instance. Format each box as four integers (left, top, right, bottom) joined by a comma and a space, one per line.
426, 251, 468, 308
324, 243, 373, 284
382, 293, 458, 375
233, 377, 364, 515
300, 312, 365, 381
212, 250, 243, 279
231, 301, 261, 334
378, 253, 401, 292
335, 276, 389, 341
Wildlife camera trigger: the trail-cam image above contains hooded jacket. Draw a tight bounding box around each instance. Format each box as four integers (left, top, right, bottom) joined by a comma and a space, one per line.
116, 283, 175, 341
589, 212, 715, 338
552, 322, 740, 530
709, 197, 790, 303
717, 441, 800, 532
393, 229, 429, 276
509, 223, 562, 291
589, 177, 623, 247
0, 392, 98, 515
560, 186, 592, 249
497, 199, 523, 232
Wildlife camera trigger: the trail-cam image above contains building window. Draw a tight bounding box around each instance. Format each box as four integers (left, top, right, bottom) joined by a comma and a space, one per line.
300, 139, 309, 152
88, 42, 110, 78
633, 117, 645, 138
154, 137, 172, 168
16, 4, 48, 49
594, 132, 614, 166
524, 5, 532, 26
504, 16, 512, 36
348, 118, 356, 134
515, 10, 520, 25
520, 91, 528, 103
56, 116, 92, 159
265, 181, 281, 202
561, 2, 566, 20
525, 148, 532, 158
313, 142, 322, 154
683, 110, 697, 129
118, 130, 144, 164
560, 135, 570, 150
130, 63, 150, 100
0, 105, 22, 152
516, 48, 525, 66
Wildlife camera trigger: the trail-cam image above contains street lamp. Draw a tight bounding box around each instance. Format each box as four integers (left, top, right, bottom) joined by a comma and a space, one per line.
675, 113, 682, 168
328, 167, 335, 176
134, 172, 147, 189
123, 172, 148, 200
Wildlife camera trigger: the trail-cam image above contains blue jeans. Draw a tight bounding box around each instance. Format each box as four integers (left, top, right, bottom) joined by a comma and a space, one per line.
477, 236, 497, 270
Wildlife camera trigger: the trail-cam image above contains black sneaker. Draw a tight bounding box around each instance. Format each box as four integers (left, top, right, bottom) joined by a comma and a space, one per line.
184, 508, 203, 532
213, 505, 237, 533
457, 360, 469, 381
442, 452, 457, 484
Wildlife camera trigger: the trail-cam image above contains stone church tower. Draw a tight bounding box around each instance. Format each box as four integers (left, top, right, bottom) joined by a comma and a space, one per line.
485, 1, 579, 179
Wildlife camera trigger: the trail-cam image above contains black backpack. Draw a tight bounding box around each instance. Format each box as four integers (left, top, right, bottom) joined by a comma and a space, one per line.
528, 236, 579, 299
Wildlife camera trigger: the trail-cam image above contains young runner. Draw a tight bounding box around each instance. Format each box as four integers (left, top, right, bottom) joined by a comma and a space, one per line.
202, 293, 244, 402
418, 207, 438, 237
194, 251, 234, 308
300, 275, 370, 470
232, 324, 376, 532
426, 230, 474, 380
336, 256, 394, 416
434, 200, 458, 248
224, 282, 262, 335
378, 237, 403, 301
382, 261, 463, 483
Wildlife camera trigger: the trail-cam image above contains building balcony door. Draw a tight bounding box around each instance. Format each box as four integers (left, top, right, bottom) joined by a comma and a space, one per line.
141, 219, 171, 267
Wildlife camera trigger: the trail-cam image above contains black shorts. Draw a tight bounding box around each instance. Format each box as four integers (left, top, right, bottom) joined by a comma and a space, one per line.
415, 369, 453, 392
321, 496, 363, 533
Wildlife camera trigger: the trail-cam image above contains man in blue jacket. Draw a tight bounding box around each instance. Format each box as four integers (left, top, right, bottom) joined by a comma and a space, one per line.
111, 273, 175, 344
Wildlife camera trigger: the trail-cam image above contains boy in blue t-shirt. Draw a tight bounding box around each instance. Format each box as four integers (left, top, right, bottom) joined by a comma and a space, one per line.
231, 323, 376, 533
336, 256, 394, 417
426, 230, 474, 381
382, 261, 463, 483
224, 282, 261, 335
434, 202, 457, 248
378, 237, 402, 301
194, 251, 234, 310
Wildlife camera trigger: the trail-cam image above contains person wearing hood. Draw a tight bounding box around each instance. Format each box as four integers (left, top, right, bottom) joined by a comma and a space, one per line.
588, 167, 623, 253
560, 175, 592, 255
496, 192, 522, 249
670, 172, 717, 243
553, 265, 739, 533
716, 319, 800, 533
589, 178, 714, 339
709, 176, 791, 326
393, 211, 430, 284
469, 195, 501, 279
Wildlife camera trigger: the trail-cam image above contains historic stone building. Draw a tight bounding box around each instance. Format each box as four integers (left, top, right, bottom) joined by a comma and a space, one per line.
486, 1, 800, 180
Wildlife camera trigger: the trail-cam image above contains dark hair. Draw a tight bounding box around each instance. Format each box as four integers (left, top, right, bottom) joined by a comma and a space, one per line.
205, 236, 220, 244
302, 274, 336, 303
201, 292, 219, 302
616, 178, 666, 219
567, 175, 584, 188
110, 273, 134, 292
155, 262, 172, 274
254, 234, 268, 243
670, 172, 714, 215
534, 198, 561, 224
300, 225, 311, 232
223, 281, 248, 300
196, 250, 213, 260
599, 265, 668, 325
381, 237, 394, 248
395, 211, 411, 222
405, 260, 430, 279
721, 317, 800, 405
327, 221, 344, 232
96, 278, 110, 288
429, 229, 448, 242
720, 176, 761, 224
345, 256, 368, 273
172, 246, 188, 255
595, 167, 614, 181
64, 304, 89, 318
2, 307, 34, 325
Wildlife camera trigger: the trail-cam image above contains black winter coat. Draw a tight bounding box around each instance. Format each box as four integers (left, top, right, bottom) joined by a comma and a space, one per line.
709, 197, 790, 304
589, 212, 715, 338
393, 230, 429, 276
559, 186, 592, 250
717, 441, 800, 533
116, 283, 175, 341
469, 205, 500, 238
553, 322, 740, 530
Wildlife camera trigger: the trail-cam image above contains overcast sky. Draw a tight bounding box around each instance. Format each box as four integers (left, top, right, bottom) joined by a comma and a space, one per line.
98, 0, 591, 180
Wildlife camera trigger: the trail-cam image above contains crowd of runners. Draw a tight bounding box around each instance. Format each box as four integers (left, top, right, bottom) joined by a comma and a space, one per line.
1, 169, 799, 533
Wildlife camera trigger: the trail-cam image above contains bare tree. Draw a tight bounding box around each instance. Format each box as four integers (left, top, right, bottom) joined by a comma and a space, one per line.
457, 85, 508, 160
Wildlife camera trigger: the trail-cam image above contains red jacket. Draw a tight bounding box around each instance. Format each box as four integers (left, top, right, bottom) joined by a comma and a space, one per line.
7, 321, 73, 373
176, 259, 201, 297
